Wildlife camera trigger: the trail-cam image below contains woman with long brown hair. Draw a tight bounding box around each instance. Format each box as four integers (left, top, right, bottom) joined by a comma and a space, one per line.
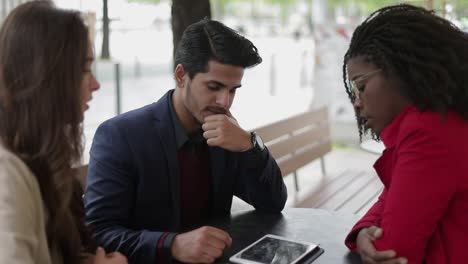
0, 1, 127, 263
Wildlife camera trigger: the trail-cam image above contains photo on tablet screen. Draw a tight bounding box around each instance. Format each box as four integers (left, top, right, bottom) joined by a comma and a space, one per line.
229, 234, 319, 264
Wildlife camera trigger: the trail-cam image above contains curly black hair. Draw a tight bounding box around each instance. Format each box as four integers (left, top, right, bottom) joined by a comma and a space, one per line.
342, 4, 468, 140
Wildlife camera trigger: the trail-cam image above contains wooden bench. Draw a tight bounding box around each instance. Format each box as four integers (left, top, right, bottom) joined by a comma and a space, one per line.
253, 106, 383, 215
73, 108, 332, 193
254, 106, 331, 192
75, 106, 383, 215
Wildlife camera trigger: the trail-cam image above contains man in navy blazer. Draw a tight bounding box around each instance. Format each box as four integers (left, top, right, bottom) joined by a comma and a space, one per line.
84, 18, 287, 264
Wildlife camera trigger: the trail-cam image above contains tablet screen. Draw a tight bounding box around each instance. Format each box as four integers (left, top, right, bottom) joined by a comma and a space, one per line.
231, 235, 318, 264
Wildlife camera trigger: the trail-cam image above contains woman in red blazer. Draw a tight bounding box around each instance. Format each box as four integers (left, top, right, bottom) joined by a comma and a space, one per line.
342, 4, 468, 264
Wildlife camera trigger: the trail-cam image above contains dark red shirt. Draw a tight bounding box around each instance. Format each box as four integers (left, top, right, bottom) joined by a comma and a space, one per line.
156, 91, 213, 263
178, 139, 212, 231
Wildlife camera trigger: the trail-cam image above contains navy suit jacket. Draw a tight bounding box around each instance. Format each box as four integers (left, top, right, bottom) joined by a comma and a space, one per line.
84, 90, 287, 263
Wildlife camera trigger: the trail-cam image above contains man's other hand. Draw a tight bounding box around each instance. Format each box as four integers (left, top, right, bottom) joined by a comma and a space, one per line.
171, 226, 232, 263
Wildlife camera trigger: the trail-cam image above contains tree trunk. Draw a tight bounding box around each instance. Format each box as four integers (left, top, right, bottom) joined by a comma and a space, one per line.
101, 0, 110, 59
306, 0, 314, 34
171, 0, 211, 68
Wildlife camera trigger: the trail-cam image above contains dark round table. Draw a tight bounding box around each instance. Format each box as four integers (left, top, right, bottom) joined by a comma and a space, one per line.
208, 208, 362, 264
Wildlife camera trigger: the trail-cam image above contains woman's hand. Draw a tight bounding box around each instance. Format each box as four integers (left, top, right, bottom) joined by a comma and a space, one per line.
356, 227, 407, 264
91, 247, 128, 264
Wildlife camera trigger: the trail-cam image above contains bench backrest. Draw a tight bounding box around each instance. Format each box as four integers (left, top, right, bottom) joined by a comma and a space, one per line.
74, 107, 331, 191
253, 107, 331, 177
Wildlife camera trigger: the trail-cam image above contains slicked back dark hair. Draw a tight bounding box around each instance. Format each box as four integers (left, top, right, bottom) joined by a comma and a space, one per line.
174, 18, 262, 79
343, 4, 468, 140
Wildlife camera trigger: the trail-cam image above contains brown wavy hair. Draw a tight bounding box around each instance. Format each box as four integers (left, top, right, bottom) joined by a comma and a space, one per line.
0, 1, 91, 263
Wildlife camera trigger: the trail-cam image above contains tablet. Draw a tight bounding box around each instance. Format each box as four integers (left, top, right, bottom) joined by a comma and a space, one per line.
229, 234, 319, 264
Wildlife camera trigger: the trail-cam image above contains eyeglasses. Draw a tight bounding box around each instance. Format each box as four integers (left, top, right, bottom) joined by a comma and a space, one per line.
350, 69, 381, 101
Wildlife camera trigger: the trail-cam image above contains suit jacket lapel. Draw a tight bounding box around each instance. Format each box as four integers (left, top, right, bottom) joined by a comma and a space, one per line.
152, 91, 181, 229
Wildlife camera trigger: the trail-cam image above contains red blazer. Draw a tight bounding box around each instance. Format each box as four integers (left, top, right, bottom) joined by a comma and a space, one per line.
345, 106, 468, 264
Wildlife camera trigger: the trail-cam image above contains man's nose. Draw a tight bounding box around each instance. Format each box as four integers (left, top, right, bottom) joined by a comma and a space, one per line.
216, 90, 230, 108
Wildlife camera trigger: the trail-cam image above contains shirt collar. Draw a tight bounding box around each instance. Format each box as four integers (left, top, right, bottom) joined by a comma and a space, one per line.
168, 90, 189, 149
379, 105, 415, 148
168, 90, 205, 150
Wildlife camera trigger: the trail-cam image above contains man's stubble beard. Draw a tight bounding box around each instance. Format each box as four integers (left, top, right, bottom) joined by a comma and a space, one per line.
185, 81, 203, 128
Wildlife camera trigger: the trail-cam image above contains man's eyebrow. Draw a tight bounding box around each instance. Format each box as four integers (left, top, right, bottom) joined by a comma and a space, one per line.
208, 80, 226, 87
208, 80, 242, 89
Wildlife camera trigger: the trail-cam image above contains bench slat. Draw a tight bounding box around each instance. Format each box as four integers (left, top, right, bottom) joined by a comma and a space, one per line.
278, 141, 331, 177
294, 170, 364, 208
337, 175, 383, 214
321, 173, 376, 211
255, 107, 328, 143
268, 124, 330, 160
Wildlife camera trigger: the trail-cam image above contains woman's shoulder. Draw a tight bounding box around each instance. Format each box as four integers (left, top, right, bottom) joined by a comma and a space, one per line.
0, 145, 53, 264
400, 108, 467, 135
0, 144, 41, 197
398, 109, 468, 154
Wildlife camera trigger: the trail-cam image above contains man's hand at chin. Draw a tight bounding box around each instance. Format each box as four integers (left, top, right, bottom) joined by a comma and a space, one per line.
202, 112, 252, 152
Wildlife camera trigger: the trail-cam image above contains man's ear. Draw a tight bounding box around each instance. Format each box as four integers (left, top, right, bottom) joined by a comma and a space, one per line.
174, 64, 187, 89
